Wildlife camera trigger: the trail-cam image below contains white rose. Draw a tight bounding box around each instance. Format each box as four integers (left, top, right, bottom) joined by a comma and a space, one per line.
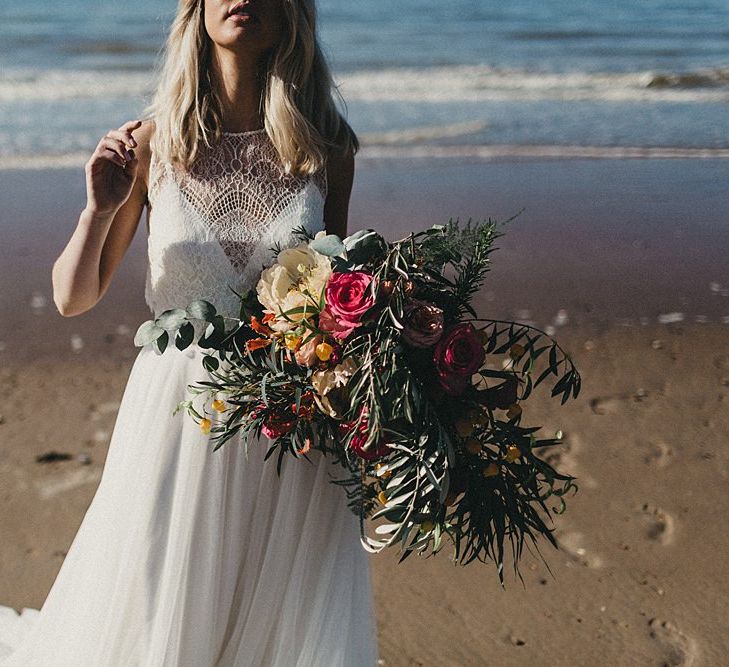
301, 252, 332, 303
256, 264, 293, 314
277, 244, 317, 276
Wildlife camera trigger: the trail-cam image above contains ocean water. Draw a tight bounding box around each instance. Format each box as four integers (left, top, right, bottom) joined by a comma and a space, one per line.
1, 0, 728, 167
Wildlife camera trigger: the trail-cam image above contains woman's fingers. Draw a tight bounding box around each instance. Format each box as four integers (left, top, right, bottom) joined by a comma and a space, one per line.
119, 119, 142, 131
98, 147, 127, 168
99, 136, 133, 162
106, 128, 137, 150
119, 119, 142, 147
87, 120, 141, 171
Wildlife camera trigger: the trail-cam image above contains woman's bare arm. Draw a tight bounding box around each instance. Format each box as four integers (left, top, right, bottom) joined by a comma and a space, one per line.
52, 120, 154, 317
323, 147, 355, 239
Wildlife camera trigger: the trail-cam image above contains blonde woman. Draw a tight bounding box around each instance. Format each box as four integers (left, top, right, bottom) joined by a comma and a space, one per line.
0, 1, 377, 665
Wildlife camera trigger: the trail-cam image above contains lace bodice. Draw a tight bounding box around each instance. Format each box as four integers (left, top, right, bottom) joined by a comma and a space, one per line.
144, 129, 328, 322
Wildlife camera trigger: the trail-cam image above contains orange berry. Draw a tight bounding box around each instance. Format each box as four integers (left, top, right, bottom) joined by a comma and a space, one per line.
212, 399, 226, 413
315, 342, 333, 362
465, 438, 482, 456
472, 410, 490, 427
506, 404, 522, 420
509, 343, 526, 360
420, 520, 435, 533
482, 463, 499, 478
504, 444, 521, 463
377, 491, 388, 505
455, 418, 474, 438
199, 418, 212, 435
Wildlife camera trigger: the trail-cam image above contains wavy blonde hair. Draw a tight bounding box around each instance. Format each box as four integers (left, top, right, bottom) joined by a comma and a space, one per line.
146, 0, 357, 175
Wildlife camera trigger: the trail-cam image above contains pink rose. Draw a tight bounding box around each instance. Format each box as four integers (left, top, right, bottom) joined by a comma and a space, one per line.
433, 323, 486, 396
324, 271, 375, 332
318, 308, 358, 341
294, 335, 322, 367
401, 299, 444, 348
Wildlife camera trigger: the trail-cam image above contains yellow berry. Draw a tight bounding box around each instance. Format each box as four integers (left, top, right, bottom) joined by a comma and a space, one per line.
315, 342, 333, 362
482, 463, 499, 478
420, 520, 435, 533
377, 491, 388, 505
199, 418, 212, 435
465, 438, 482, 456
212, 399, 226, 413
506, 403, 522, 420
504, 444, 521, 463
472, 410, 490, 427
285, 334, 302, 351
509, 343, 526, 360
455, 418, 474, 438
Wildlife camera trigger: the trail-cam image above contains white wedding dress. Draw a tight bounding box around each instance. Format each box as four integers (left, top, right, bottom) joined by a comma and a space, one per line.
0, 129, 379, 666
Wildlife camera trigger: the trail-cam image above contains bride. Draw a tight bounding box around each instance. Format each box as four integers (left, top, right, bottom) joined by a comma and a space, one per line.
0, 0, 378, 665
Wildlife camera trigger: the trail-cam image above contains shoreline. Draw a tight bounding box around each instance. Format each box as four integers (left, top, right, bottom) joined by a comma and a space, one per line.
4, 145, 729, 171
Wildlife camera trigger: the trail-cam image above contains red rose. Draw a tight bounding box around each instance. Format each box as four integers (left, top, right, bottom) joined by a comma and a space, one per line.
261, 412, 296, 439
324, 272, 375, 333
433, 323, 486, 396
338, 408, 390, 461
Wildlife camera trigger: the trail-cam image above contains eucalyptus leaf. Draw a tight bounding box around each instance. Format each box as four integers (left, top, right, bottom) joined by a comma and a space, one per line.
187, 300, 217, 321
310, 234, 345, 257
156, 308, 188, 331
203, 355, 220, 372
175, 322, 195, 351
134, 320, 166, 347
154, 330, 169, 355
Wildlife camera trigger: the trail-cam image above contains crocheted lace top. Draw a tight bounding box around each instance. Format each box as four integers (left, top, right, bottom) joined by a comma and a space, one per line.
144, 129, 328, 321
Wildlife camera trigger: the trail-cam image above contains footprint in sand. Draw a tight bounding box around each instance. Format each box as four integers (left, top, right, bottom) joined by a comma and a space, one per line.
543, 432, 580, 469
589, 396, 622, 415
590, 389, 662, 415
557, 531, 603, 568
639, 504, 675, 545
713, 354, 729, 371
543, 432, 598, 488
648, 618, 698, 666
643, 442, 674, 468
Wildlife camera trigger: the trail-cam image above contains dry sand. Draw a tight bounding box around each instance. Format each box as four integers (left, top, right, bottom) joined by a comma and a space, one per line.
1, 159, 728, 665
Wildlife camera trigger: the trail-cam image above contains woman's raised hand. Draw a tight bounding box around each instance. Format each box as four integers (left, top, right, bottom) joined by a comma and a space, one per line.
84, 120, 142, 217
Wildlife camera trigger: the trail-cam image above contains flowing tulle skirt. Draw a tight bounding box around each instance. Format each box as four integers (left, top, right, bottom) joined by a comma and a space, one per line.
0, 345, 378, 666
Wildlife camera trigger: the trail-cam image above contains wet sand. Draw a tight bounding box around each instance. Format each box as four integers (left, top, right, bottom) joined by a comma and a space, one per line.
1, 158, 729, 665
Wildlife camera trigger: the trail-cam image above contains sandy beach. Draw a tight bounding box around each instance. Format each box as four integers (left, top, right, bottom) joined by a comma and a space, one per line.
1, 157, 729, 665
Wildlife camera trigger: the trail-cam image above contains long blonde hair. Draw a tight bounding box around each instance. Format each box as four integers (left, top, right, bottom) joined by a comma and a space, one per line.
146, 0, 358, 175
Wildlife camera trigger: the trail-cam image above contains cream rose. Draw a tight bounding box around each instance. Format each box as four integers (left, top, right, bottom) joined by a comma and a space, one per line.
256, 243, 332, 330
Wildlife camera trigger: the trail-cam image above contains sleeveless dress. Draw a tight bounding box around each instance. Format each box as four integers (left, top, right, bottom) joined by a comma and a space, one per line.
0, 129, 379, 666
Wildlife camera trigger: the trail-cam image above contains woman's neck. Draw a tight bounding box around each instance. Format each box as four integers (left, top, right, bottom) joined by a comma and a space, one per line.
213, 48, 266, 132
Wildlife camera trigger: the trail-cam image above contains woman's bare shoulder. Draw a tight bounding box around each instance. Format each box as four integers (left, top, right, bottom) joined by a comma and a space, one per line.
132, 119, 157, 187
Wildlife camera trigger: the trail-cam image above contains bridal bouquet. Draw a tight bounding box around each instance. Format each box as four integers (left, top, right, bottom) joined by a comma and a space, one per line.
135, 221, 580, 579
